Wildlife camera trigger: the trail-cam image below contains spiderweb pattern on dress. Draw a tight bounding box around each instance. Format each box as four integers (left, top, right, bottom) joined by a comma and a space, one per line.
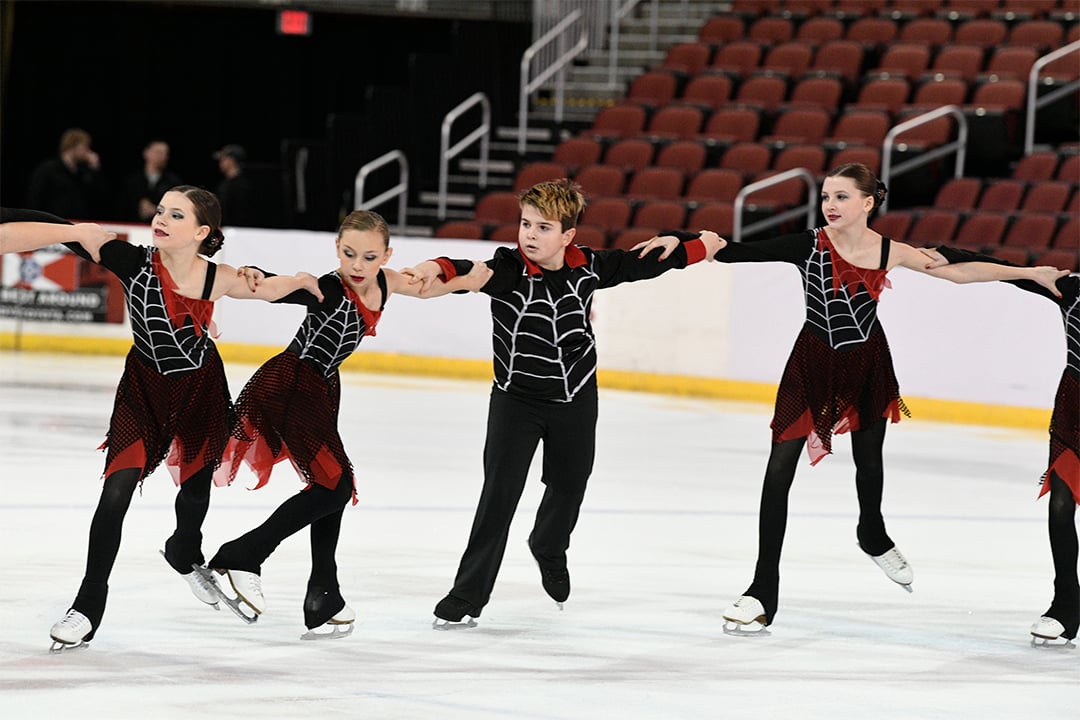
492, 263, 598, 402
1063, 287, 1079, 375
772, 230, 906, 464
105, 247, 228, 482
122, 247, 210, 375
1043, 284, 1080, 500
801, 230, 888, 350
218, 275, 372, 498
289, 287, 366, 377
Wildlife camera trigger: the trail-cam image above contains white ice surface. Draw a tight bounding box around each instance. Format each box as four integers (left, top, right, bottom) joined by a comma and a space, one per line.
0, 351, 1075, 719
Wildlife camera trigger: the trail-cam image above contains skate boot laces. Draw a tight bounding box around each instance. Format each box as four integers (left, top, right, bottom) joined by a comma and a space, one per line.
723, 595, 767, 625
184, 569, 221, 607
870, 547, 913, 588
224, 570, 265, 614
50, 609, 93, 645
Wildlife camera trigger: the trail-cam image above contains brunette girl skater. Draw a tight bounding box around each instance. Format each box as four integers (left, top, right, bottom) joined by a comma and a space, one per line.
200, 210, 489, 636
642, 163, 1064, 632
39, 187, 320, 650
933, 246, 1076, 644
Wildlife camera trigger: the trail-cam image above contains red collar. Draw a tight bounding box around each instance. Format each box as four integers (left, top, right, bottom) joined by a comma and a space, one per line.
519, 242, 588, 276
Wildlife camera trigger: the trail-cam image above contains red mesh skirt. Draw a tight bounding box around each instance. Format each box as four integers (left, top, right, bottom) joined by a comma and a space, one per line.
772, 325, 908, 465
1041, 370, 1079, 503
214, 351, 356, 501
103, 347, 231, 484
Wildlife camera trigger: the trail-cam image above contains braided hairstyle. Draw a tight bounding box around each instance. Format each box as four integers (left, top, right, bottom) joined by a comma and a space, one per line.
169, 185, 225, 256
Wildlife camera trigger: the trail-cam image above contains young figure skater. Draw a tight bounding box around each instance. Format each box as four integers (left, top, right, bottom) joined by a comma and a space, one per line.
200, 210, 490, 636
407, 178, 723, 627
639, 163, 1065, 632
933, 246, 1077, 644
39, 187, 321, 650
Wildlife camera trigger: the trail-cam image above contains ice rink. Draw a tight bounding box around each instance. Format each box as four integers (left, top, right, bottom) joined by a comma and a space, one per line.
0, 350, 1075, 719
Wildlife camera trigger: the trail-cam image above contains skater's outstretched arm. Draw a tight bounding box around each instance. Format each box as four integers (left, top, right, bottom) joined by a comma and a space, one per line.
888, 241, 1068, 297
221, 264, 325, 303
395, 259, 493, 297
0, 217, 115, 261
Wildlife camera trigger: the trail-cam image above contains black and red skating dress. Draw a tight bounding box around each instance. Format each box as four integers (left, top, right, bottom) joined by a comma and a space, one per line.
1043, 275, 1080, 501
215, 271, 385, 501
1010, 272, 1080, 502
716, 228, 907, 464
98, 241, 231, 484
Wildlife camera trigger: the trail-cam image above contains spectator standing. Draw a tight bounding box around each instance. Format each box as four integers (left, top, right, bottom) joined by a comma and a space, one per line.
117, 140, 182, 222
214, 144, 254, 227
27, 128, 108, 220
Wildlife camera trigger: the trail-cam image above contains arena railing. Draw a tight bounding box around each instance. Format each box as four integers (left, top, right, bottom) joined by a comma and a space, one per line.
880, 105, 968, 214
354, 149, 409, 235
733, 167, 818, 243
437, 92, 491, 221
1024, 39, 1080, 156
518, 10, 588, 155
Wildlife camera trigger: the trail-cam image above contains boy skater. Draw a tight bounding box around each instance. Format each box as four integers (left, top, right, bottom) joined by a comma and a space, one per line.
408, 179, 721, 626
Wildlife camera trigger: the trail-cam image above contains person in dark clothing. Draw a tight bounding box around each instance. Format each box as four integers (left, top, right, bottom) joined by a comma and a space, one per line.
201, 210, 489, 636
13, 190, 321, 651
406, 178, 723, 627
26, 128, 109, 220
932, 246, 1077, 644
116, 140, 182, 222
214, 144, 254, 227
640, 163, 1066, 633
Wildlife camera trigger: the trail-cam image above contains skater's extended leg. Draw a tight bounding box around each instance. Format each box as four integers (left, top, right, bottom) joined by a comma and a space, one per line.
529, 388, 597, 604
852, 419, 912, 589
852, 419, 890, 554
210, 476, 351, 615
727, 437, 803, 627
1037, 473, 1079, 640
163, 465, 212, 572
305, 478, 353, 630
437, 389, 540, 620
52, 468, 140, 646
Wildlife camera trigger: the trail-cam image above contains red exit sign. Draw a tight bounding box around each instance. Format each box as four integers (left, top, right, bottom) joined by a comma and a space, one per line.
277, 9, 312, 36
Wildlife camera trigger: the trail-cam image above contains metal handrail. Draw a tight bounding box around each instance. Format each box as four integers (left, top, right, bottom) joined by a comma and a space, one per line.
733, 168, 818, 242
608, 0, 658, 88
353, 150, 408, 236
518, 10, 588, 155
1024, 40, 1080, 155
880, 105, 967, 213
437, 92, 490, 221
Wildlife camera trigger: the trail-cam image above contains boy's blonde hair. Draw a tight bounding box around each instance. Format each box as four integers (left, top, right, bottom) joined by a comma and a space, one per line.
338, 210, 390, 247
518, 178, 586, 231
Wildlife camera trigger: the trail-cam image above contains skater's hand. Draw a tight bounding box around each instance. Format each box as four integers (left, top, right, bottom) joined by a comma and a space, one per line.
400, 260, 443, 294
630, 234, 681, 261
461, 259, 493, 292
237, 265, 265, 292
294, 271, 324, 302
918, 247, 948, 270
1031, 265, 1069, 298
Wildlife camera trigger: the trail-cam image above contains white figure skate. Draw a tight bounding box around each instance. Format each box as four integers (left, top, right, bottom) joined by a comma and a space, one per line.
49, 609, 93, 652
868, 547, 913, 592
722, 595, 770, 636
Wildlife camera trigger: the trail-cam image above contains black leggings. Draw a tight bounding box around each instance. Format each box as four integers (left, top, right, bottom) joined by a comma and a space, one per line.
1044, 472, 1079, 638
449, 387, 598, 609
209, 475, 353, 592
74, 465, 213, 630
745, 418, 892, 623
